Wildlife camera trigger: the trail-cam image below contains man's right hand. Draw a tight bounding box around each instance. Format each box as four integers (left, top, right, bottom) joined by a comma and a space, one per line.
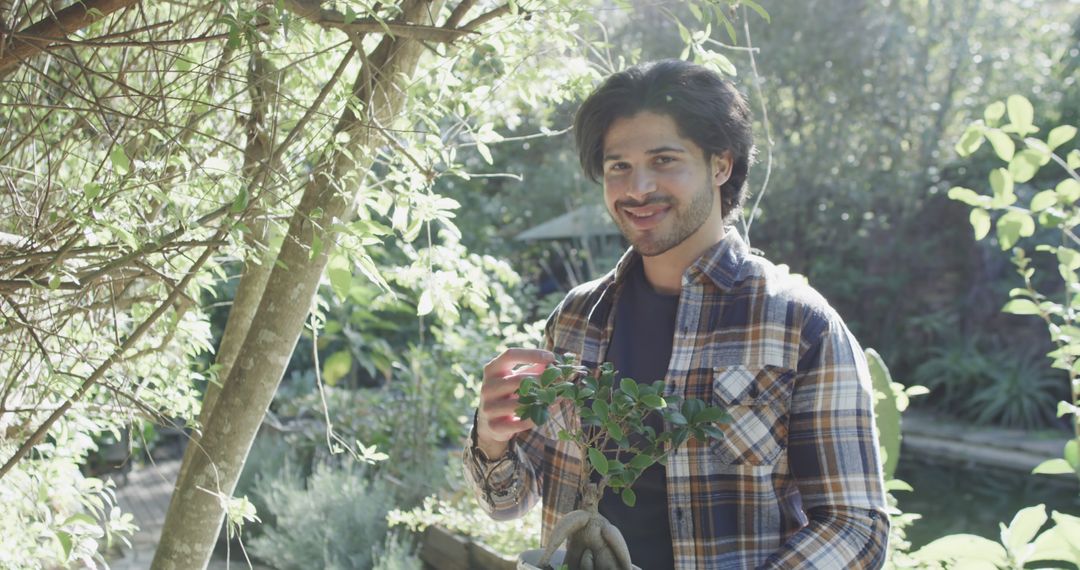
475, 348, 556, 460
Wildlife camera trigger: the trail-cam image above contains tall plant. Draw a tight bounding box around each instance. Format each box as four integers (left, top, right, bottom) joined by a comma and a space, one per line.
900, 95, 1080, 568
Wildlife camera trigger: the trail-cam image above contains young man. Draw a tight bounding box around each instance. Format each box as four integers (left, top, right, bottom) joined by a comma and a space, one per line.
464, 60, 889, 569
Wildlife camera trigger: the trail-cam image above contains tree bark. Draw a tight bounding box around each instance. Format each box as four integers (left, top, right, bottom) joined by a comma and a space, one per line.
0, 0, 138, 75
151, 2, 443, 567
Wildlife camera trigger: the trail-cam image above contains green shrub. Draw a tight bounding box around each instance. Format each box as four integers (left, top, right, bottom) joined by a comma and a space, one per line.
249, 463, 407, 569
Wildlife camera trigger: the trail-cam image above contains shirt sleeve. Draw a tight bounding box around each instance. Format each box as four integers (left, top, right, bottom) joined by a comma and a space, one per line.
760, 316, 890, 569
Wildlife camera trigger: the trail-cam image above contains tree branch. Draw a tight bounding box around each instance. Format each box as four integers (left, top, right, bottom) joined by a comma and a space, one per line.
280, 0, 470, 43
459, 4, 513, 32
0, 0, 140, 75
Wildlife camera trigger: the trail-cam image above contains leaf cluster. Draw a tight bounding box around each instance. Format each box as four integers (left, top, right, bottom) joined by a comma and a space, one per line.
515, 354, 728, 507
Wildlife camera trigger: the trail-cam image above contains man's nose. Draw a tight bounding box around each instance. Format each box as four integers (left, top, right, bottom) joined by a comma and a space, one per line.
627, 169, 656, 199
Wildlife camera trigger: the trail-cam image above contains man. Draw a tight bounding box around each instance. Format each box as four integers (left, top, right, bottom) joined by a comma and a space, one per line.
464, 59, 889, 569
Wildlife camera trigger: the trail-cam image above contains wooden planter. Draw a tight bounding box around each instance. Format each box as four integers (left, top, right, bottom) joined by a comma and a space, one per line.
419, 525, 517, 570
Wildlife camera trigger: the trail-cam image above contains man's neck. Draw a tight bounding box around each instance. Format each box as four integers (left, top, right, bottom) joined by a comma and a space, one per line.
640, 226, 728, 295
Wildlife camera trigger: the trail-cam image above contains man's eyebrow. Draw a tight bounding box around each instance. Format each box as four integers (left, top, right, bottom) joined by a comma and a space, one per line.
603, 146, 687, 162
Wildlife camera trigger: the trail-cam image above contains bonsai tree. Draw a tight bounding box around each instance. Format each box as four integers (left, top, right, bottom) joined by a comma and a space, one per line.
515, 354, 729, 570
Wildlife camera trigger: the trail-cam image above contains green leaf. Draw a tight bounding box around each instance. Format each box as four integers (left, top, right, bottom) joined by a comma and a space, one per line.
231, 186, 249, 213
1003, 504, 1048, 555
588, 448, 608, 476
1030, 189, 1058, 212
62, 513, 98, 527
1047, 125, 1077, 151
55, 530, 72, 560
1028, 524, 1078, 564
621, 487, 637, 507
629, 454, 654, 469
476, 141, 493, 165
1068, 149, 1080, 170
885, 479, 914, 492
326, 254, 352, 302
1006, 95, 1035, 133
322, 350, 351, 386
989, 169, 1015, 207
1009, 150, 1043, 183
912, 534, 1008, 565
985, 130, 1015, 161
1057, 179, 1080, 203
983, 101, 1006, 125
110, 146, 131, 175
1032, 458, 1074, 475
540, 367, 561, 386
693, 406, 728, 423
619, 377, 639, 398
593, 399, 609, 421
640, 394, 666, 409
948, 186, 990, 207
416, 289, 434, 316
996, 211, 1035, 250
955, 122, 985, 156
969, 208, 991, 240
1066, 440, 1079, 468
667, 410, 688, 426
1058, 400, 1078, 418
1001, 299, 1040, 315
742, 0, 770, 22
84, 182, 102, 200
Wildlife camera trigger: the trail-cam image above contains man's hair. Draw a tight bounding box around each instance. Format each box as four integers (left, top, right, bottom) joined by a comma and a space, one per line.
574, 59, 756, 222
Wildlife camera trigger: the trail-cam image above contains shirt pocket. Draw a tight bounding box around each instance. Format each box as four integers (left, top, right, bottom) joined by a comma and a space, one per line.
708, 364, 796, 466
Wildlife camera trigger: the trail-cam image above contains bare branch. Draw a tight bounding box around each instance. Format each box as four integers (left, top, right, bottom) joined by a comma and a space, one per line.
459, 4, 513, 32
0, 0, 140, 75
280, 0, 471, 43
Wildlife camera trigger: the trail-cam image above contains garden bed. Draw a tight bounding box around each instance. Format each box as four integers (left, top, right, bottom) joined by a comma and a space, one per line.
419, 525, 516, 570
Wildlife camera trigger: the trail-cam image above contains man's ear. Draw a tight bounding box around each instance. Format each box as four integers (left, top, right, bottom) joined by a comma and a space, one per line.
712, 151, 734, 189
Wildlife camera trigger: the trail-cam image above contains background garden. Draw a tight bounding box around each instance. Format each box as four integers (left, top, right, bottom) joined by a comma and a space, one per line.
0, 0, 1078, 568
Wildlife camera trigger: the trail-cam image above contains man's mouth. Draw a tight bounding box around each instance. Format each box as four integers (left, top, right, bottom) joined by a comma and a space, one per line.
621, 203, 670, 228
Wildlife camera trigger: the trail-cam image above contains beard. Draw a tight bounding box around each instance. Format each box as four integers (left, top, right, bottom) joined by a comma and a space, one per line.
610, 173, 716, 257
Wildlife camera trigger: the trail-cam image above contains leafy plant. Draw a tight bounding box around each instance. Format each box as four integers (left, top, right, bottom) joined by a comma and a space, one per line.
948, 94, 1080, 479
514, 354, 727, 570
909, 505, 1080, 568
248, 462, 411, 570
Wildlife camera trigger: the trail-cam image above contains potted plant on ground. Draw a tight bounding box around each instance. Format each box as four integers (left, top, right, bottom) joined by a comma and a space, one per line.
513, 354, 729, 570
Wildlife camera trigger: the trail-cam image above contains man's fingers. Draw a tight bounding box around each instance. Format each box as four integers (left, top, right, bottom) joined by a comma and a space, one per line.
480, 369, 546, 400
486, 416, 536, 439
484, 348, 555, 379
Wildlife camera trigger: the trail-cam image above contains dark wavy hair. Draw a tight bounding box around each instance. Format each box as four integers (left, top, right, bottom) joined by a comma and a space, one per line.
574, 59, 755, 223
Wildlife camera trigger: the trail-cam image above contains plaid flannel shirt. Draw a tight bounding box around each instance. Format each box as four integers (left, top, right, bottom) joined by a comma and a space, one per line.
464, 230, 889, 569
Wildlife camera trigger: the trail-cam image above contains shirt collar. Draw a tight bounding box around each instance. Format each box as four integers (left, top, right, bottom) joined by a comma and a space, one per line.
610, 228, 749, 292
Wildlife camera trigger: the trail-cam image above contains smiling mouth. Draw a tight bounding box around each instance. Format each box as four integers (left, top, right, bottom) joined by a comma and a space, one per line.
623, 205, 669, 219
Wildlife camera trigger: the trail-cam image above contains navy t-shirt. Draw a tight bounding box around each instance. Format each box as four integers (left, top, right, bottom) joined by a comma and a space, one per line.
595, 259, 677, 569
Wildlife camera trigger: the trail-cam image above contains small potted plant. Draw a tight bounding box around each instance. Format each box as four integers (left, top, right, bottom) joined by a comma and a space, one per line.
513, 354, 729, 570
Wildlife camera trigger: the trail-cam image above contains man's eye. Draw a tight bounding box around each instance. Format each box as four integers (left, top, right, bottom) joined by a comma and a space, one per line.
607, 163, 629, 172
654, 156, 676, 165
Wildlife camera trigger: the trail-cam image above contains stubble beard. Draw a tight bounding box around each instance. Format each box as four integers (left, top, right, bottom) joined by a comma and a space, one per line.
613, 176, 716, 258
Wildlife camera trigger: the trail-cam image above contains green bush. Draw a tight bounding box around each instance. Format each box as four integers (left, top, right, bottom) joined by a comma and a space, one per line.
249, 462, 413, 569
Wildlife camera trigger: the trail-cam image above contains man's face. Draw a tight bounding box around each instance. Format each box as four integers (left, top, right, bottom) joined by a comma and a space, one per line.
601, 111, 731, 258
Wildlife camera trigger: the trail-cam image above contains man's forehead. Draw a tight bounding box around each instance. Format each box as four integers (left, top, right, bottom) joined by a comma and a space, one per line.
602, 112, 697, 158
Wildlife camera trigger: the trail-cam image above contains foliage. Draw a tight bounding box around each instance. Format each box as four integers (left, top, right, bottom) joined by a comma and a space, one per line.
389, 493, 542, 558
867, 347, 929, 479
0, 458, 135, 569
249, 461, 413, 570
913, 338, 1063, 429
516, 354, 727, 508
885, 95, 1080, 569
908, 506, 1080, 569
948, 95, 1080, 478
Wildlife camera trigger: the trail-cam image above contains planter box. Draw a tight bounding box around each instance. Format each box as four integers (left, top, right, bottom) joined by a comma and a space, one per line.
419, 525, 516, 570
